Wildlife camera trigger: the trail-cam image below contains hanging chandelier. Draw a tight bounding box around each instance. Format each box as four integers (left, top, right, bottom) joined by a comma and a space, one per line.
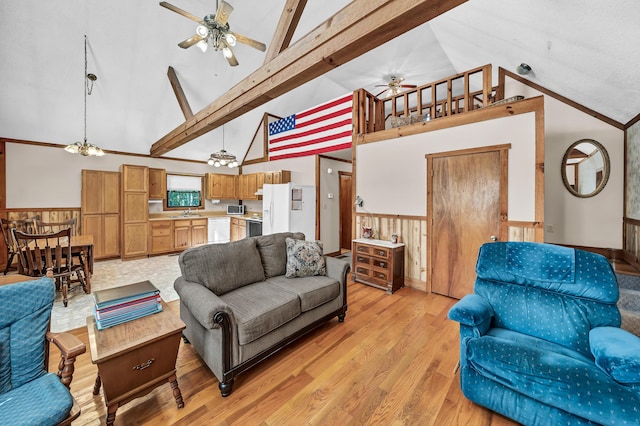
207, 125, 238, 168
65, 35, 105, 157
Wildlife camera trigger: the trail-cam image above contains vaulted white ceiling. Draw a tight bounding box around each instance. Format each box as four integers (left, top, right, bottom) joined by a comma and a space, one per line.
1, 0, 639, 163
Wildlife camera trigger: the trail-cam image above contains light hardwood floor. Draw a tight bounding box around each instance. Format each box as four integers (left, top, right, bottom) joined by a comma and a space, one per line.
54, 281, 518, 425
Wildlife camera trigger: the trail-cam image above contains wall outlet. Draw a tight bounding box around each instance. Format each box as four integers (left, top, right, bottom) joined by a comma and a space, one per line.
327, 193, 334, 199
547, 224, 554, 233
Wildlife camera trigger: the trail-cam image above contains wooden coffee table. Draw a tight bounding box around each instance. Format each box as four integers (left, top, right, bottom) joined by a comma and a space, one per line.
87, 300, 186, 426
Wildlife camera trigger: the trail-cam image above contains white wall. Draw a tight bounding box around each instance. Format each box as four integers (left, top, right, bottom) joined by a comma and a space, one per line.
356, 113, 537, 221
505, 79, 624, 249
6, 142, 223, 210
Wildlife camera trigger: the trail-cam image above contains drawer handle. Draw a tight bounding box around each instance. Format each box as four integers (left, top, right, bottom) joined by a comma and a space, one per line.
379, 262, 385, 268
133, 358, 155, 371
376, 250, 386, 256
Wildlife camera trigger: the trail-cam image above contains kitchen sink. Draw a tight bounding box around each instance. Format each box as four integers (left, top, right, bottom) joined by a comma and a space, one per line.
168, 214, 202, 218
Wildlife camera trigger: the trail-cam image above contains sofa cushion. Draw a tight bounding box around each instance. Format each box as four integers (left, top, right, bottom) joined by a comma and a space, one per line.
285, 238, 326, 278
178, 238, 265, 296
466, 329, 640, 425
220, 282, 300, 345
253, 232, 305, 278
267, 275, 340, 312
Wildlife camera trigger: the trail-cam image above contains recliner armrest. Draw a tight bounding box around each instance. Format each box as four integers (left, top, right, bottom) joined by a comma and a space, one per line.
448, 294, 494, 328
590, 326, 640, 385
174, 277, 237, 330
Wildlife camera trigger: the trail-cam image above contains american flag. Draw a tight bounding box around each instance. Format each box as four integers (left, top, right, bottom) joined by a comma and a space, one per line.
268, 93, 353, 161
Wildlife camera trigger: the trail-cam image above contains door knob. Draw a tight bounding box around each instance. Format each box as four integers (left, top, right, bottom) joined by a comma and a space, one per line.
490, 235, 498, 241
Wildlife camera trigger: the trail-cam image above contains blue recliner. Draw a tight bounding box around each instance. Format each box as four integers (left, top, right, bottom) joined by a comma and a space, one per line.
0, 277, 86, 425
448, 242, 640, 425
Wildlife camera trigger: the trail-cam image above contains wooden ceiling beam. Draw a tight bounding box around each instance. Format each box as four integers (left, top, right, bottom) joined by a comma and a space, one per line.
263, 0, 308, 63
150, 0, 468, 157
167, 66, 193, 119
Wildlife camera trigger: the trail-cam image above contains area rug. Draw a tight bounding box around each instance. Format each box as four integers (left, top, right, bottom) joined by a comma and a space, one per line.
50, 255, 181, 332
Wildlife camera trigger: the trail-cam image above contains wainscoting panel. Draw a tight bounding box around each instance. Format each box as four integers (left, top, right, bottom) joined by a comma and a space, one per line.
507, 223, 539, 242
624, 219, 640, 269
355, 213, 427, 291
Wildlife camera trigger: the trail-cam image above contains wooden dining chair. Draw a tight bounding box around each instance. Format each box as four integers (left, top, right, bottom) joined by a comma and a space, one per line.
34, 217, 86, 272
35, 217, 78, 235
12, 228, 86, 307
0, 216, 39, 275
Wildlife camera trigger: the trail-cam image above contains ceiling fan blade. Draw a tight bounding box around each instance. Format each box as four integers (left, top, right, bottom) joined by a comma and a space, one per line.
231, 32, 266, 52
215, 0, 234, 26
399, 84, 418, 88
178, 34, 205, 49
159, 2, 205, 25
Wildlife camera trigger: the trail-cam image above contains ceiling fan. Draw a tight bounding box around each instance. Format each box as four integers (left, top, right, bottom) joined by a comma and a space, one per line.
160, 0, 266, 67
374, 75, 417, 97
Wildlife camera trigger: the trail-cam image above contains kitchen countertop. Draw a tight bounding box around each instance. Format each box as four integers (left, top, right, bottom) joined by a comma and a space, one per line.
148, 212, 262, 222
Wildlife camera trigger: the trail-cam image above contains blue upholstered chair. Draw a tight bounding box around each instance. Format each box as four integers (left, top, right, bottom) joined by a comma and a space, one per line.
0, 276, 86, 425
448, 242, 640, 425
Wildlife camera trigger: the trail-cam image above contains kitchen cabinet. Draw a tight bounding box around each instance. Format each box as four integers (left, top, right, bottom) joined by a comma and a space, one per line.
206, 173, 237, 199
149, 220, 173, 254
263, 170, 291, 185
352, 239, 405, 294
121, 165, 149, 259
81, 170, 121, 259
238, 174, 258, 200
173, 218, 208, 250
173, 220, 191, 250
230, 217, 246, 242
191, 219, 208, 246
149, 168, 166, 200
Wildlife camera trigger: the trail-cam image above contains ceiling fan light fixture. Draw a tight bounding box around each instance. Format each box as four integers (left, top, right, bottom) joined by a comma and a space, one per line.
196, 25, 209, 38
222, 46, 233, 58
225, 32, 236, 46
196, 39, 208, 52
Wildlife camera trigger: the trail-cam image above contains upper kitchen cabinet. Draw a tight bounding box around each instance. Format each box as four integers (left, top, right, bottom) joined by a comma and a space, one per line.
238, 174, 258, 200
263, 170, 291, 185
82, 170, 120, 215
149, 168, 166, 200
206, 173, 237, 199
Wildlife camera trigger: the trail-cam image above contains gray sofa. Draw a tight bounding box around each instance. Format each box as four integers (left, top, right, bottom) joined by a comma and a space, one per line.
174, 232, 350, 396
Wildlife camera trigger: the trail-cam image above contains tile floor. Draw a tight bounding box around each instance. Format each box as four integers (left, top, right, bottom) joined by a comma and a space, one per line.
50, 254, 181, 332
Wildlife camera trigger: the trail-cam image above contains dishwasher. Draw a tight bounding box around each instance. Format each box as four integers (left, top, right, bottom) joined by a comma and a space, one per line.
208, 217, 231, 244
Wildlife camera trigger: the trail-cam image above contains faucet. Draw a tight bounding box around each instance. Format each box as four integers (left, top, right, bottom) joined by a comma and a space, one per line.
183, 207, 192, 216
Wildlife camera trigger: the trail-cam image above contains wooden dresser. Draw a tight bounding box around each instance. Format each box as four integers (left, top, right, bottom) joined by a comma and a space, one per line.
352, 239, 405, 294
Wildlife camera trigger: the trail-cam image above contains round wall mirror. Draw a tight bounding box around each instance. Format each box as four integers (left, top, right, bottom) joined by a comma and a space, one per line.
561, 139, 610, 198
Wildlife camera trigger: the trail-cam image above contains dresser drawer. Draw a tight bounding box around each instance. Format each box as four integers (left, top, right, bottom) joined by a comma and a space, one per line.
98, 333, 181, 402
370, 247, 389, 259
355, 244, 371, 255
355, 254, 370, 265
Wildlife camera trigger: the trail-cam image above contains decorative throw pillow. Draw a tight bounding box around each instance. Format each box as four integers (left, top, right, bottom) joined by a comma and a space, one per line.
285, 238, 326, 278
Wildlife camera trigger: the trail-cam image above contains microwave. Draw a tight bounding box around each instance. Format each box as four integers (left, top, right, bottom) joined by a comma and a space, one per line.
227, 205, 245, 215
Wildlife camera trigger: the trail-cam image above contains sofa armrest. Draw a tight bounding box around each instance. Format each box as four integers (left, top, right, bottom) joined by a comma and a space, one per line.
448, 294, 494, 331
46, 331, 86, 388
590, 326, 640, 385
325, 256, 350, 286
174, 277, 237, 330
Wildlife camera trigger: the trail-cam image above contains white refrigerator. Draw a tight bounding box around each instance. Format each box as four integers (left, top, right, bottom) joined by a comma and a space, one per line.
262, 183, 316, 240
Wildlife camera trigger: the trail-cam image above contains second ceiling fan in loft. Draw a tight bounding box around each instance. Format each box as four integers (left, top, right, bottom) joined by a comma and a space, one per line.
160, 0, 266, 66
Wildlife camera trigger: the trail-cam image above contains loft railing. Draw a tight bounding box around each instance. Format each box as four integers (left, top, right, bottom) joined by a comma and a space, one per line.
354, 64, 496, 135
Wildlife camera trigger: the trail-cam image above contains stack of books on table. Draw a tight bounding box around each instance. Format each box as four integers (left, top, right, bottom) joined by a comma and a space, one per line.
92, 280, 162, 330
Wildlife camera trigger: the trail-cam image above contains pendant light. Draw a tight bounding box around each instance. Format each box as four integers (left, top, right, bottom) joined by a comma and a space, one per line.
65, 35, 105, 157
207, 125, 238, 168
